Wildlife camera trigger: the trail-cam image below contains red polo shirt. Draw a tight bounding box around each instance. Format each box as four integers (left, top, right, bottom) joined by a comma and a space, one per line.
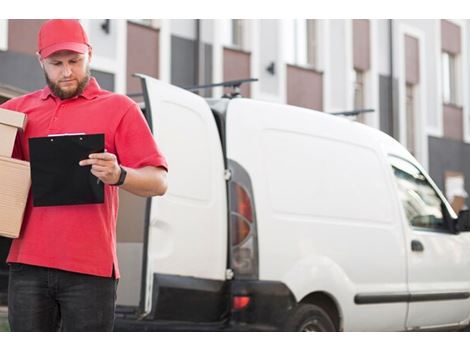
0, 77, 167, 278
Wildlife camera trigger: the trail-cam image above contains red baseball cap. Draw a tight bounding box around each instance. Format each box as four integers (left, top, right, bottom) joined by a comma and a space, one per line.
38, 19, 90, 58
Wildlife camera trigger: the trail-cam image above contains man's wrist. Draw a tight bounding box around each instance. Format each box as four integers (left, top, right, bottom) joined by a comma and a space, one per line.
112, 165, 127, 186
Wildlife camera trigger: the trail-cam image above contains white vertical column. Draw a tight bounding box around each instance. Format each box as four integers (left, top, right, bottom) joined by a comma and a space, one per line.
0, 20, 8, 51
115, 20, 127, 94
158, 19, 171, 84
322, 19, 332, 112
345, 19, 354, 111
212, 19, 224, 98
279, 20, 287, 104
369, 19, 380, 129
249, 20, 261, 99
460, 20, 470, 143
433, 20, 444, 137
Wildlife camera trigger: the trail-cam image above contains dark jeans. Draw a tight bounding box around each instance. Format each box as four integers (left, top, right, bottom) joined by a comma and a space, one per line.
8, 263, 118, 332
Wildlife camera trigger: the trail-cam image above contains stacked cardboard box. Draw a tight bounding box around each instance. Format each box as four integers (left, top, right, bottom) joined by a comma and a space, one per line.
0, 108, 30, 238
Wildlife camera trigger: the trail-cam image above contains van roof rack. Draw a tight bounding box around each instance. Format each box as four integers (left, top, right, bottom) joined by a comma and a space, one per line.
184, 78, 259, 98
329, 108, 375, 117
127, 78, 259, 100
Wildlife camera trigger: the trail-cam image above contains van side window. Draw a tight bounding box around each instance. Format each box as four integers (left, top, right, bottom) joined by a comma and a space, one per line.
389, 156, 447, 232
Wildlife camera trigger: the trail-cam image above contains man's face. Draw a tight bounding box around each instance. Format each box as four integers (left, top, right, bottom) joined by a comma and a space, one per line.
40, 50, 91, 100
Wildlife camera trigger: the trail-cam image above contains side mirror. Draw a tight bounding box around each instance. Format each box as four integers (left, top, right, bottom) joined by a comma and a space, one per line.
457, 210, 470, 232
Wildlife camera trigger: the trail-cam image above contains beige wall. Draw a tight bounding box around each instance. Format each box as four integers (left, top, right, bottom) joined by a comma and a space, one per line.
8, 20, 46, 56
286, 65, 323, 111
126, 21, 159, 99
223, 47, 251, 98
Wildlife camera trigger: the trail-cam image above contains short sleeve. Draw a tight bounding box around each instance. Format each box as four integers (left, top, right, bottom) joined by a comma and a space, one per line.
114, 102, 168, 172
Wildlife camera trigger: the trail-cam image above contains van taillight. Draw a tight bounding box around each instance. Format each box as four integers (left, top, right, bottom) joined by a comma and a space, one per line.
231, 183, 253, 246
235, 183, 253, 222
232, 296, 251, 310
231, 214, 251, 246
230, 183, 253, 246
228, 171, 259, 279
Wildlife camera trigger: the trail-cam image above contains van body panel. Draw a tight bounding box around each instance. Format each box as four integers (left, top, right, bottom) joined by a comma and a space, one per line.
141, 76, 228, 317
381, 136, 470, 329
225, 99, 408, 331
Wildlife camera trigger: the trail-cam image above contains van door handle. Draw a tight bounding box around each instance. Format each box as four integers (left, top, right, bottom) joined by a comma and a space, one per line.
411, 240, 424, 252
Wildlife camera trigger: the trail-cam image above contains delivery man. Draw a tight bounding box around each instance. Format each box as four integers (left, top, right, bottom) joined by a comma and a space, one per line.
0, 19, 168, 331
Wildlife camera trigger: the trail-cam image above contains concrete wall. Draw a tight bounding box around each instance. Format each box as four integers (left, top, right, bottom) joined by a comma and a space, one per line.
87, 19, 119, 61
258, 20, 281, 98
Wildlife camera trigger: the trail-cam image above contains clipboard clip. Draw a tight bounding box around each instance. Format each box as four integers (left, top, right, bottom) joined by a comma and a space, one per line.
48, 133, 86, 136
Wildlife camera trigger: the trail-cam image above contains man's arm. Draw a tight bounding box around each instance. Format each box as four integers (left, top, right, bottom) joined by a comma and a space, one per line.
79, 152, 168, 197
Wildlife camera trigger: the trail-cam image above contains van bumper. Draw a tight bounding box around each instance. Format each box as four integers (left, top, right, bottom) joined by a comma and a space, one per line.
227, 280, 297, 332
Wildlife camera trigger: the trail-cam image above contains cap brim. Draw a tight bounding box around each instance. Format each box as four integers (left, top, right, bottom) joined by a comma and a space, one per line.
40, 42, 89, 58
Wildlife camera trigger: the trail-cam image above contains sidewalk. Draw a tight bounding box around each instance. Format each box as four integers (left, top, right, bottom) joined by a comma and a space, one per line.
0, 307, 9, 332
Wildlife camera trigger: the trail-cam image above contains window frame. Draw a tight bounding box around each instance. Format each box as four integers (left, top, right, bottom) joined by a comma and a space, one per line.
231, 19, 244, 49
353, 69, 365, 123
405, 83, 416, 156
127, 19, 158, 29
306, 19, 318, 68
284, 19, 318, 70
441, 51, 459, 105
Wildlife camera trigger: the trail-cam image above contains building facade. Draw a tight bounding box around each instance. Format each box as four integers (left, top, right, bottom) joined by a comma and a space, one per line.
0, 19, 469, 211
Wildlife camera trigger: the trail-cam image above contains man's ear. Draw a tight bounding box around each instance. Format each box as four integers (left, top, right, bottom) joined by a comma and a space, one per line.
87, 47, 93, 63
36, 52, 45, 70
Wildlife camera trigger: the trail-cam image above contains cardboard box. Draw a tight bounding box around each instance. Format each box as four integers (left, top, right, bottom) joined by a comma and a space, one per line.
0, 156, 31, 238
0, 108, 27, 158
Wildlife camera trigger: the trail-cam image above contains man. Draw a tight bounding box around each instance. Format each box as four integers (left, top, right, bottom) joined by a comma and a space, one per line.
0, 19, 168, 331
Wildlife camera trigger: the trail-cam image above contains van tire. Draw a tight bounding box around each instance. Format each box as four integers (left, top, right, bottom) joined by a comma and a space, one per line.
284, 303, 336, 332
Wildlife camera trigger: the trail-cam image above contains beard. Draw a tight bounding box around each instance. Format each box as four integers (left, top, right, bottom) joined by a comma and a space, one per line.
44, 66, 91, 100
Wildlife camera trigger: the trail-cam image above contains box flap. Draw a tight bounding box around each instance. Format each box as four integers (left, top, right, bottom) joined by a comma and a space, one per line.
0, 108, 27, 130
0, 155, 30, 167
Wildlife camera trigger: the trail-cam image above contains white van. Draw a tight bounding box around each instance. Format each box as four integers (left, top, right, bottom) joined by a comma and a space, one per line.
110, 75, 470, 331
2, 75, 469, 331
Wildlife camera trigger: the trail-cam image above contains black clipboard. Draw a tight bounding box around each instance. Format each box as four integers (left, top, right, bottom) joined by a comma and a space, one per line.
28, 133, 105, 207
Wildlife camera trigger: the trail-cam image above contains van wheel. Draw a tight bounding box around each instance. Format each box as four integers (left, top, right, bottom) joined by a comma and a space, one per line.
284, 303, 336, 332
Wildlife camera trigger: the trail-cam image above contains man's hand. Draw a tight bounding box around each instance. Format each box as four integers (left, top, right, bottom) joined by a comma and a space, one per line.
79, 152, 167, 197
79, 152, 121, 185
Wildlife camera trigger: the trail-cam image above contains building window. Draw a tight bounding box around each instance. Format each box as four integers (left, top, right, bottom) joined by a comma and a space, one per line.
284, 19, 318, 68
232, 19, 244, 48
442, 51, 458, 105
223, 20, 245, 50
128, 19, 156, 28
306, 19, 318, 67
352, 20, 371, 124
445, 171, 468, 213
406, 83, 416, 156
353, 69, 365, 123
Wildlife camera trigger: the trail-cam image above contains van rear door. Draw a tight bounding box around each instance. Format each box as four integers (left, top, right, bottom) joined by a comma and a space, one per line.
138, 75, 228, 323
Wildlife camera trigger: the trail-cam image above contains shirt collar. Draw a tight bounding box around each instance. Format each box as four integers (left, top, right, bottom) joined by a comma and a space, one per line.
40, 76, 101, 101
